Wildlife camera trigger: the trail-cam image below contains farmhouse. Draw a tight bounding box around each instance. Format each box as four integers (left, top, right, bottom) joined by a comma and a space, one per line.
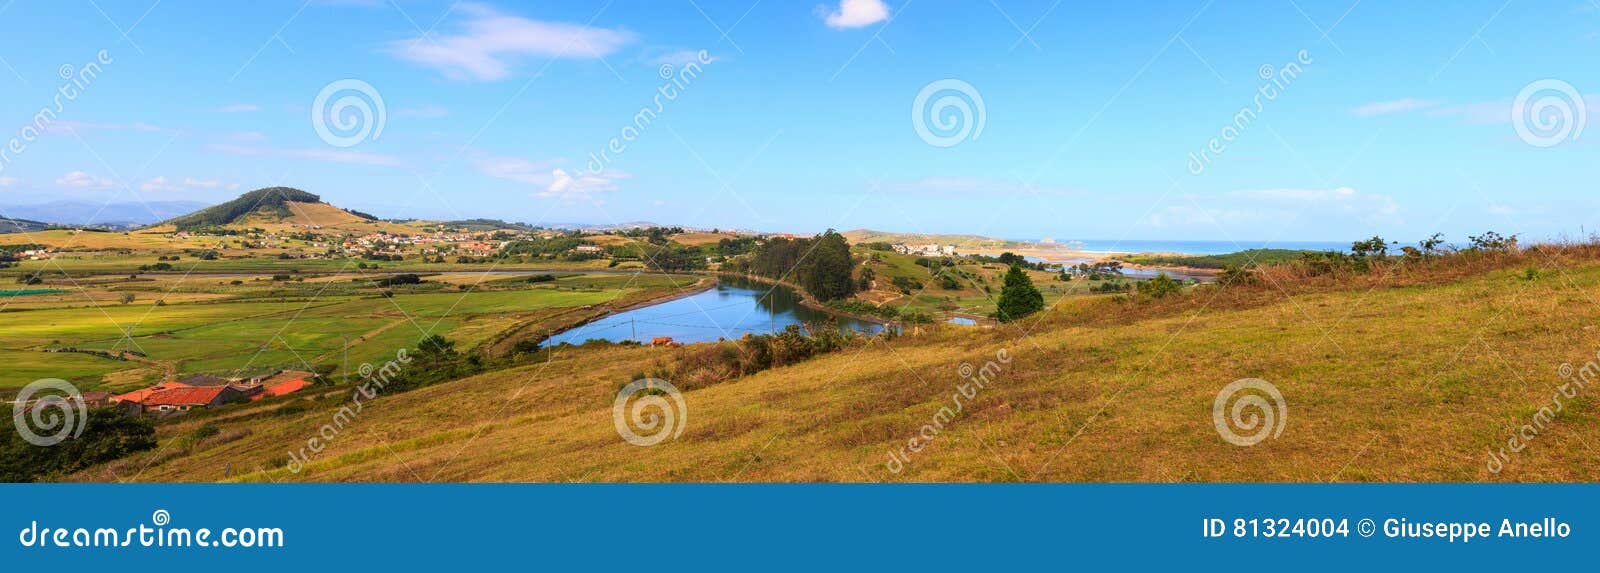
140, 385, 253, 414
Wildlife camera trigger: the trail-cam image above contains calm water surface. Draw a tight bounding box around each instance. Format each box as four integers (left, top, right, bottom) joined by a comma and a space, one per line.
543, 277, 882, 346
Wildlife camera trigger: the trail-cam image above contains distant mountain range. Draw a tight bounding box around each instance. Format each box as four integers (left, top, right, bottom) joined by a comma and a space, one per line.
0, 200, 210, 229
0, 216, 52, 233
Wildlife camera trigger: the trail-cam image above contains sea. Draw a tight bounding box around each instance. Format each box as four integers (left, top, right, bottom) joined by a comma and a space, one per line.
1032, 239, 1351, 256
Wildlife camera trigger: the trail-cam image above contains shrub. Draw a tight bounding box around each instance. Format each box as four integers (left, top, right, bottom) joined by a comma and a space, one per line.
1136, 273, 1183, 298
1217, 264, 1256, 286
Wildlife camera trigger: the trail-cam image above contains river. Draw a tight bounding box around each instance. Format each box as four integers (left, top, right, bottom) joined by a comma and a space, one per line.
542, 277, 883, 346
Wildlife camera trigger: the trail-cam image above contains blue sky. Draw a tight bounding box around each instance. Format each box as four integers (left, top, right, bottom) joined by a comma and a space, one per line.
0, 0, 1596, 242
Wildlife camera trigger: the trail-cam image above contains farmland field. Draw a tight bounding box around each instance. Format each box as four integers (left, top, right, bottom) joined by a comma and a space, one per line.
0, 270, 701, 392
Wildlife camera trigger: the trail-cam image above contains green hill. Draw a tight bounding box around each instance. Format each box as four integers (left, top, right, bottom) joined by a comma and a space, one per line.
1122, 249, 1324, 269
163, 187, 321, 230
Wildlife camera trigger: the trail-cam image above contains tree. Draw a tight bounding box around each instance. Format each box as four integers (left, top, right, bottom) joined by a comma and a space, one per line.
119, 292, 135, 305
798, 230, 856, 302
996, 264, 1044, 322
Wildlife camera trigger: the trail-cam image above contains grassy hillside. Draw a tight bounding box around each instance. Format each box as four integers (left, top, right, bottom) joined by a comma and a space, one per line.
842, 229, 1027, 251
1122, 248, 1322, 269
82, 243, 1600, 483
164, 187, 321, 230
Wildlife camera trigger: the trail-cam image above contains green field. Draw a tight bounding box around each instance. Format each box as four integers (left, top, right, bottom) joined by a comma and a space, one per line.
0, 271, 697, 391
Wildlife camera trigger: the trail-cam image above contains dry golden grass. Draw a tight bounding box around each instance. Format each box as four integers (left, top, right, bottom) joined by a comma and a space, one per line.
670, 232, 740, 246
91, 244, 1600, 483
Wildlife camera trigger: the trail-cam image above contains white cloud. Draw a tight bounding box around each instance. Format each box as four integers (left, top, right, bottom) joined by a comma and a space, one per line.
543, 168, 621, 197
209, 143, 406, 167
388, 4, 635, 81
183, 178, 222, 189
212, 103, 261, 113
55, 171, 114, 189
0, 176, 17, 187
139, 176, 177, 192
1351, 98, 1442, 117
822, 0, 890, 29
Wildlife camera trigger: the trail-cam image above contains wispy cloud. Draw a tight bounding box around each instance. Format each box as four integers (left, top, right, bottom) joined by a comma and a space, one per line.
209, 143, 405, 167
1354, 94, 1600, 124
1351, 98, 1443, 117
211, 103, 261, 113
473, 154, 625, 197
396, 105, 451, 118
44, 121, 178, 135
473, 155, 561, 185
646, 48, 716, 66
0, 176, 18, 187
880, 176, 1077, 196
544, 168, 622, 197
139, 176, 176, 192
1148, 186, 1400, 229
821, 0, 890, 29
387, 3, 635, 81
1229, 186, 1398, 220
55, 171, 114, 189
183, 177, 222, 189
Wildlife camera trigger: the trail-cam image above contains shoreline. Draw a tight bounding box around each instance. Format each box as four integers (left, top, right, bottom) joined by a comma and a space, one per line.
497, 276, 718, 352
714, 272, 894, 326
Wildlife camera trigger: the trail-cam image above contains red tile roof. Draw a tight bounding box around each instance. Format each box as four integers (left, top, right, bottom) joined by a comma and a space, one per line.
111, 381, 192, 404
253, 378, 311, 400
143, 386, 227, 407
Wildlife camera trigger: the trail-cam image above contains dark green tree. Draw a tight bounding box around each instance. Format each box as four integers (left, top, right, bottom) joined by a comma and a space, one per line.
796, 230, 856, 302
995, 264, 1044, 322
1, 407, 156, 482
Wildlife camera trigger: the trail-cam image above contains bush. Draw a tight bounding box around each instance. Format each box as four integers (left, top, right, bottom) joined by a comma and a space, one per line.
1136, 273, 1183, 298
1217, 264, 1256, 286
1469, 231, 1519, 253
